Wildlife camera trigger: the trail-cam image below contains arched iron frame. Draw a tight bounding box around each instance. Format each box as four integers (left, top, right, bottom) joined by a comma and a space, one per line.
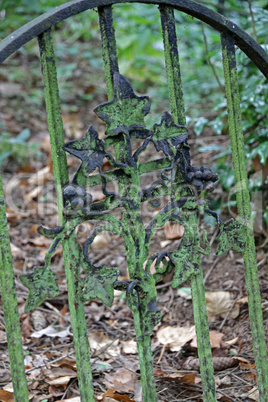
0, 1, 267, 402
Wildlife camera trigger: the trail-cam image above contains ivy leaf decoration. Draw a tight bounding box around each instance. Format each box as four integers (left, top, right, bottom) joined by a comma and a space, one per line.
170, 245, 200, 288
94, 73, 150, 136
63, 125, 106, 176
81, 266, 119, 307
153, 112, 188, 146
20, 267, 59, 312
217, 219, 246, 255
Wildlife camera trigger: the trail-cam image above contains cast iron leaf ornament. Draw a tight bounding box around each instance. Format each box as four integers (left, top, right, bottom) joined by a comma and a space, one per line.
22, 73, 247, 343
217, 218, 247, 255
94, 73, 150, 136
81, 265, 119, 307
21, 267, 59, 312
152, 111, 188, 157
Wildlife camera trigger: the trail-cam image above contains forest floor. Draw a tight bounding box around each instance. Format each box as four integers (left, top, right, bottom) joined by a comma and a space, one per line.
0, 48, 267, 402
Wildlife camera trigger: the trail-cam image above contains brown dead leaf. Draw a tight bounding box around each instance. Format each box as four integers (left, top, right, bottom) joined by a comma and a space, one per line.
29, 224, 39, 234
165, 222, 184, 240
31, 325, 71, 339
236, 296, 248, 304
91, 233, 110, 250
62, 114, 83, 139
102, 389, 135, 401
61, 399, 80, 402
0, 330, 7, 344
48, 376, 75, 386
25, 186, 43, 203
104, 368, 137, 393
28, 166, 52, 186
10, 243, 25, 259
154, 369, 197, 383
205, 291, 240, 322
240, 362, 256, 370
232, 356, 250, 364
88, 332, 120, 357
0, 390, 14, 402
156, 325, 196, 352
90, 190, 106, 202
225, 336, 239, 346
160, 240, 172, 248
190, 330, 224, 349
248, 387, 259, 401
0, 369, 11, 383
23, 237, 51, 247
120, 340, 137, 354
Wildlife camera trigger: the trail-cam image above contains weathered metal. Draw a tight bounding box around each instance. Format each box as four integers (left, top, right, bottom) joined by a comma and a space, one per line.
0, 1, 267, 401
221, 32, 268, 401
37, 29, 95, 401
0, 175, 29, 402
20, 72, 247, 401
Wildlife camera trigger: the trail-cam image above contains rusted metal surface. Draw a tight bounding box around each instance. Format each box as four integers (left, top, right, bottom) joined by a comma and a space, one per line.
0, 0, 267, 78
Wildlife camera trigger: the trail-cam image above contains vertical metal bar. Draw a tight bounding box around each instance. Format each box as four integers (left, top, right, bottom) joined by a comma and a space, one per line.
221, 31, 268, 401
0, 174, 29, 402
159, 5, 185, 126
160, 7, 216, 401
38, 29, 94, 402
98, 7, 158, 401
98, 6, 119, 100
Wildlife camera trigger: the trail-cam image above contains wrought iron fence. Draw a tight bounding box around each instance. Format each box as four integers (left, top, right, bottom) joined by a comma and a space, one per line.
0, 1, 267, 401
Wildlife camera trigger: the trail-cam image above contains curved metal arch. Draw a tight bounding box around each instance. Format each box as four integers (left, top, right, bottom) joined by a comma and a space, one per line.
0, 0, 267, 78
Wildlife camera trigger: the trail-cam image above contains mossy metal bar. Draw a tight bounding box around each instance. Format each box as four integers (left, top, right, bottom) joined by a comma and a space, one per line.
159, 5, 185, 126
38, 29, 95, 401
221, 31, 268, 401
160, 7, 216, 401
0, 174, 29, 402
98, 5, 119, 100
99, 9, 158, 401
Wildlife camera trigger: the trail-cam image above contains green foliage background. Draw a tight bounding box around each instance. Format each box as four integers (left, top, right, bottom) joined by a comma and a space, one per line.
0, 0, 267, 224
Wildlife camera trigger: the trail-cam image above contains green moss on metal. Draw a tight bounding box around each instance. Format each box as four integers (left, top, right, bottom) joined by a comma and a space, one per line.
159, 5, 186, 126
221, 32, 268, 401
0, 175, 29, 402
38, 29, 94, 402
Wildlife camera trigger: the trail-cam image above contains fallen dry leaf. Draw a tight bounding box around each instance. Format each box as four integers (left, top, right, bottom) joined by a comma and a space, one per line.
160, 240, 172, 248
236, 296, 248, 304
165, 222, 184, 239
91, 233, 110, 250
120, 339, 137, 354
102, 389, 135, 401
0, 369, 11, 383
225, 336, 239, 346
62, 114, 83, 139
156, 325, 196, 352
104, 368, 137, 393
28, 166, 52, 186
31, 325, 72, 339
48, 376, 76, 386
88, 332, 120, 358
43, 367, 77, 381
248, 387, 259, 401
190, 330, 224, 349
205, 291, 240, 322
154, 369, 197, 384
91, 190, 106, 202
0, 330, 7, 344
0, 390, 14, 402
61, 398, 81, 402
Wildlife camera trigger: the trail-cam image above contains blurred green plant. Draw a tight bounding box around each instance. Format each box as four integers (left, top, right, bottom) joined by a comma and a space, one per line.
0, 128, 41, 166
